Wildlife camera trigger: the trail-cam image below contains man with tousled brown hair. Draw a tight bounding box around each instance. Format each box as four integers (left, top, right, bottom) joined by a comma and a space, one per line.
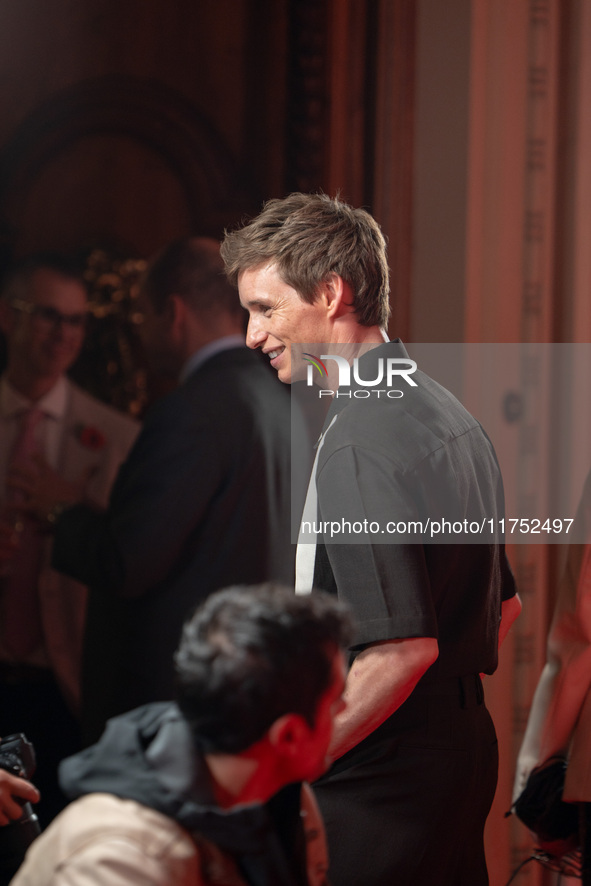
221, 193, 521, 886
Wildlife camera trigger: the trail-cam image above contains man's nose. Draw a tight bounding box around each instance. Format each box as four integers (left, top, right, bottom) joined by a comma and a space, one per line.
52, 319, 80, 341
245, 316, 265, 350
50, 319, 68, 340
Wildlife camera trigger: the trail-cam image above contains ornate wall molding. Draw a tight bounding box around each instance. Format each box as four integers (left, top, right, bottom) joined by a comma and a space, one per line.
285, 0, 329, 193
0, 73, 248, 247
371, 0, 415, 342
285, 0, 416, 339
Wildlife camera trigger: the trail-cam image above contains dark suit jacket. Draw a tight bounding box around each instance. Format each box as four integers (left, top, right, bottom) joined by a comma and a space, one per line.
52, 348, 293, 742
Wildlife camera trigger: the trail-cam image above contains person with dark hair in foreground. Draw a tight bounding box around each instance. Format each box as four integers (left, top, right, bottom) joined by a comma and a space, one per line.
11, 583, 353, 886
221, 192, 521, 886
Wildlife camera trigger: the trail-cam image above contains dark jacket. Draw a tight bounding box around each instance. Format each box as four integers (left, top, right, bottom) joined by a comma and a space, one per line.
12, 703, 329, 886
52, 348, 294, 741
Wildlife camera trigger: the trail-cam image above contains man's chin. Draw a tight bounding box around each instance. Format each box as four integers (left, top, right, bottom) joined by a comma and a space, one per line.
288, 362, 308, 385
38, 358, 75, 381
274, 359, 294, 385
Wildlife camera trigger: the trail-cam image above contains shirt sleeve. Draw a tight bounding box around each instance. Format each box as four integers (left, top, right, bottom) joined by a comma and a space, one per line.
315, 443, 438, 648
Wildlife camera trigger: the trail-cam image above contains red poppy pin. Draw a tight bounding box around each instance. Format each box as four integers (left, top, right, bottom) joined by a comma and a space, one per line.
75, 423, 106, 451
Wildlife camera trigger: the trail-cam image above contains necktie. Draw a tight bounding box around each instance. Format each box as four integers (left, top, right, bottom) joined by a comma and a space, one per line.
1, 407, 46, 659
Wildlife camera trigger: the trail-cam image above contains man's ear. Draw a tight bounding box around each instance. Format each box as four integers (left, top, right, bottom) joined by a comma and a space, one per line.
319, 274, 354, 319
167, 294, 189, 334
267, 713, 311, 758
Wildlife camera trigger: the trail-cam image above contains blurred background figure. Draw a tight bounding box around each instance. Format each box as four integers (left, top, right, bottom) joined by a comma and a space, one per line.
515, 469, 591, 882
0, 254, 140, 826
25, 238, 293, 745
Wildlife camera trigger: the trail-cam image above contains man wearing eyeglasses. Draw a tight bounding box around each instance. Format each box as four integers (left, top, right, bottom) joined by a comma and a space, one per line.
0, 254, 139, 826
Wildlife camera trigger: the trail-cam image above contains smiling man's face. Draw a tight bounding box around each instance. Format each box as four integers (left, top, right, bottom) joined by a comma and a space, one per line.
238, 263, 332, 384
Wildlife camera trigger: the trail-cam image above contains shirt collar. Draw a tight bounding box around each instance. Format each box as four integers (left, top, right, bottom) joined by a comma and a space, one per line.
180, 335, 246, 383
0, 375, 69, 420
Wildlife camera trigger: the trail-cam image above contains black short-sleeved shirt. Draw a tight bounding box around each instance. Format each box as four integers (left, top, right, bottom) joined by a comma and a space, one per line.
310, 340, 516, 679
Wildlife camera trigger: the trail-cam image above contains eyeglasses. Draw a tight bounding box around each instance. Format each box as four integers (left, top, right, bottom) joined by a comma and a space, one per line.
10, 298, 87, 331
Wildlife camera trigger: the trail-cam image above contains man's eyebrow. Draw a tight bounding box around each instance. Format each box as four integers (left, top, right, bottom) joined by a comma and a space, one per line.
241, 298, 271, 310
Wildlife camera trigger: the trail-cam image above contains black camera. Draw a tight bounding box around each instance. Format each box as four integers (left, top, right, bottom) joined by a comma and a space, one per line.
0, 734, 40, 885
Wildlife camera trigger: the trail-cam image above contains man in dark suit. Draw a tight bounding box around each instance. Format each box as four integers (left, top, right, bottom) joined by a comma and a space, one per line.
29, 238, 293, 743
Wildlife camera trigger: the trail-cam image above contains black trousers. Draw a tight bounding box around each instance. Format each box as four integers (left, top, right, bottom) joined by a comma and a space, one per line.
314, 675, 498, 886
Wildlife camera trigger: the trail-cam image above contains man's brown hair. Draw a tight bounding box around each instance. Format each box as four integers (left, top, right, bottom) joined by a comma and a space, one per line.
221, 193, 391, 328
143, 237, 243, 319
